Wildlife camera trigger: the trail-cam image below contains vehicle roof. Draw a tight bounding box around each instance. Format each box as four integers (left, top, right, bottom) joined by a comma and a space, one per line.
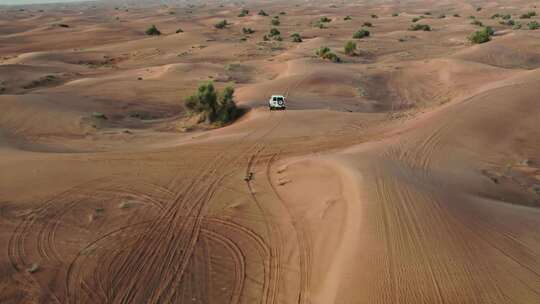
271, 95, 285, 98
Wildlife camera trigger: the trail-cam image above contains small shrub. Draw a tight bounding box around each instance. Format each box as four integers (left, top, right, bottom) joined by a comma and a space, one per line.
184, 82, 239, 125
315, 46, 341, 62
271, 18, 280, 26
520, 11, 536, 19
476, 7, 482, 12
290, 33, 302, 42
242, 27, 255, 34
409, 23, 431, 31
92, 112, 107, 120
214, 20, 228, 29
269, 27, 281, 37
238, 8, 249, 17
471, 19, 483, 26
363, 22, 373, 27
438, 14, 446, 19
145, 25, 161, 35
412, 17, 423, 22
528, 21, 540, 30
491, 13, 501, 19
453, 13, 461, 17
344, 15, 352, 20
319, 16, 332, 23
258, 10, 268, 16
424, 12, 432, 15
353, 29, 370, 38
502, 14, 512, 20
344, 40, 357, 55
176, 28, 184, 33
263, 34, 269, 41
500, 19, 515, 26
371, 14, 378, 19
469, 26, 494, 44
513, 23, 522, 30
392, 13, 399, 17
280, 12, 286, 15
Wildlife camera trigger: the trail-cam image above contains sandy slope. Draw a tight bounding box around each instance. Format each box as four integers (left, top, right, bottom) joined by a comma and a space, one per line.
1, 0, 540, 303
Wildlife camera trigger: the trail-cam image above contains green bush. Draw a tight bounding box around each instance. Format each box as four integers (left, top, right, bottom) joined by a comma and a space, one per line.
185, 82, 238, 125
258, 10, 268, 16
353, 29, 370, 38
315, 46, 341, 62
145, 25, 161, 35
344, 15, 352, 20
438, 14, 446, 19
502, 14, 512, 20
528, 21, 540, 30
290, 33, 302, 42
271, 18, 280, 26
280, 11, 286, 15
214, 20, 228, 29
392, 13, 399, 17
513, 23, 522, 30
319, 16, 332, 23
476, 7, 482, 12
520, 11, 536, 19
491, 13, 501, 19
409, 23, 431, 31
453, 13, 461, 17
500, 19, 515, 26
242, 27, 255, 34
471, 19, 483, 26
424, 12, 432, 15
371, 14, 378, 18
269, 27, 281, 37
469, 26, 494, 44
363, 22, 373, 27
412, 17, 423, 22
344, 40, 357, 55
176, 28, 184, 33
238, 8, 249, 17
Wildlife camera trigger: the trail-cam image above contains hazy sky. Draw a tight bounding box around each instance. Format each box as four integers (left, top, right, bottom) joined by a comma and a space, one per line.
0, 0, 95, 5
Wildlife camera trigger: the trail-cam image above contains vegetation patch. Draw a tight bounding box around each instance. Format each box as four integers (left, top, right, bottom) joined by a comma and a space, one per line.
315, 46, 341, 63
184, 82, 239, 125
290, 33, 303, 42
344, 40, 357, 56
146, 25, 161, 35
528, 21, 540, 30
409, 23, 431, 31
353, 29, 370, 38
520, 11, 536, 19
469, 26, 495, 44
238, 8, 249, 17
258, 10, 268, 16
214, 20, 228, 29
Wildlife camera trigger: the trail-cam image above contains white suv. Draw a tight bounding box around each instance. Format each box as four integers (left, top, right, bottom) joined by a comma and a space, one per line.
268, 95, 286, 110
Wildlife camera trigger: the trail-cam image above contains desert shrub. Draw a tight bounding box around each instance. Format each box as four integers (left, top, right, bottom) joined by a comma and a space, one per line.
315, 46, 341, 62
438, 14, 446, 19
392, 13, 399, 17
271, 18, 280, 26
500, 19, 515, 26
238, 8, 249, 17
371, 14, 378, 18
453, 13, 461, 17
320, 16, 332, 23
471, 19, 483, 26
528, 21, 540, 30
258, 10, 268, 16
412, 17, 423, 22
363, 22, 373, 27
214, 20, 228, 29
314, 21, 326, 28
185, 82, 238, 124
269, 27, 281, 37
491, 13, 501, 19
513, 23, 522, 30
409, 23, 431, 31
344, 15, 352, 20
502, 14, 512, 20
353, 29, 370, 38
469, 26, 494, 43
263, 35, 269, 41
520, 11, 536, 19
146, 25, 161, 35
242, 27, 255, 34
476, 7, 482, 12
92, 112, 107, 120
344, 40, 357, 55
280, 11, 286, 15
176, 28, 184, 33
290, 33, 302, 42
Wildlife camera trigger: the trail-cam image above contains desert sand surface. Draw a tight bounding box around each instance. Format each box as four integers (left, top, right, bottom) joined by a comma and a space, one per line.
1, 0, 540, 303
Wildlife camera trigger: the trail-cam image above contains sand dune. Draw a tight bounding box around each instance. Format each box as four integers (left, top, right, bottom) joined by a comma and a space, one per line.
1, 1, 539, 303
